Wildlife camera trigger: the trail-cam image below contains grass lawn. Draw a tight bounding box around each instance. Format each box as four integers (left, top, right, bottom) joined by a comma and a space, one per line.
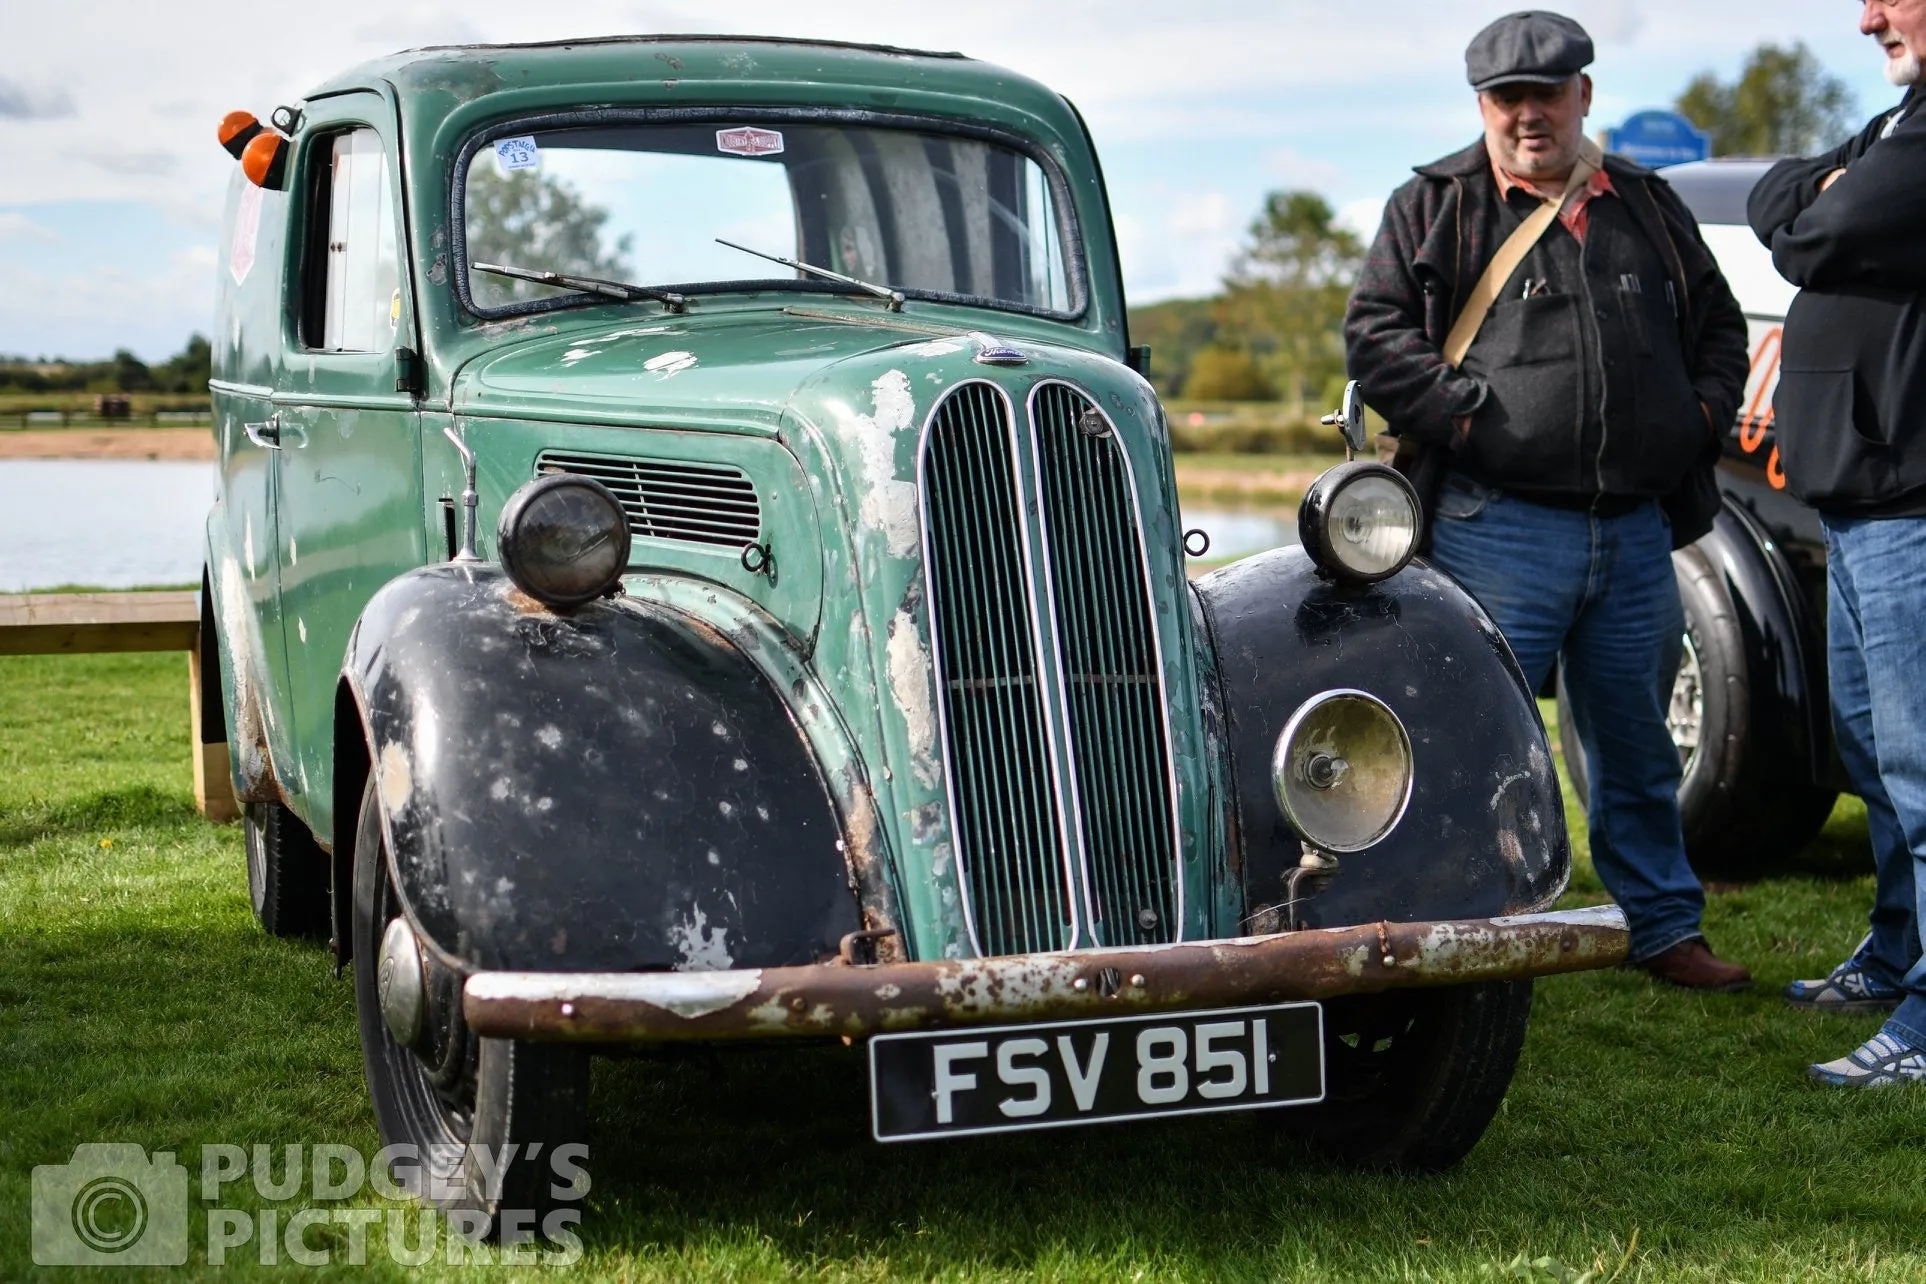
3, 652, 1922, 1280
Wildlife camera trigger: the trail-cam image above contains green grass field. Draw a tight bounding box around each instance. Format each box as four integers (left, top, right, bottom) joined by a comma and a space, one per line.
4, 652, 1923, 1281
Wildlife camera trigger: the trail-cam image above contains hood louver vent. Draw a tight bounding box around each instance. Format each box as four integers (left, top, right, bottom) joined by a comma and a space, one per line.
535, 451, 761, 552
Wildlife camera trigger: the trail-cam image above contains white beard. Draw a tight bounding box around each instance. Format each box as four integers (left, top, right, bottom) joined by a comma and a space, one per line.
1884, 43, 1921, 86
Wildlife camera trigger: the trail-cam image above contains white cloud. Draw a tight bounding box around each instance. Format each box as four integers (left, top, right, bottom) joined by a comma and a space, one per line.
0, 212, 58, 243
1264, 147, 1343, 188
1335, 195, 1389, 243
0, 77, 76, 120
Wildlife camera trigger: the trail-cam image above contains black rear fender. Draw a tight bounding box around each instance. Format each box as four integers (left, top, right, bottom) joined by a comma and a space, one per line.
1192, 548, 1570, 928
341, 565, 861, 973
1692, 501, 1832, 789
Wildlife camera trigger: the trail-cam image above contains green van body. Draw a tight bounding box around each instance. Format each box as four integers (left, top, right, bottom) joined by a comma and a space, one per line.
202, 41, 1625, 1159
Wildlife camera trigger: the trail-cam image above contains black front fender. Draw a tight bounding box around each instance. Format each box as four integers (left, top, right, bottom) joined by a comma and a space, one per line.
343, 565, 861, 973
1193, 548, 1570, 927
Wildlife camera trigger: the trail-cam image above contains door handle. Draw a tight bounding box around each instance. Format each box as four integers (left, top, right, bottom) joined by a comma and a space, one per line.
243, 413, 281, 449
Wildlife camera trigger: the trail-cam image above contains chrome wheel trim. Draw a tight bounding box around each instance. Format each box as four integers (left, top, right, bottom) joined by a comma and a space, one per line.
1668, 629, 1705, 775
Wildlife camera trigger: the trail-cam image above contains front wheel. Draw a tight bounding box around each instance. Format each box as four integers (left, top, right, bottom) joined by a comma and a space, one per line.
350, 775, 590, 1232
1287, 980, 1532, 1171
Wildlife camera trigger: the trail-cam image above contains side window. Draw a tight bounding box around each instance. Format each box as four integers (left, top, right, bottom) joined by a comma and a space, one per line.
306, 128, 399, 352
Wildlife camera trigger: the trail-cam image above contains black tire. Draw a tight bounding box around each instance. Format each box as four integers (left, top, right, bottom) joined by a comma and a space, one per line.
350, 776, 590, 1233
1557, 545, 1836, 878
1289, 980, 1532, 1171
243, 800, 330, 939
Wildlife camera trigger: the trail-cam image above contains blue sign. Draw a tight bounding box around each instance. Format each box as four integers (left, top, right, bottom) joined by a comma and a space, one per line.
1606, 110, 1711, 167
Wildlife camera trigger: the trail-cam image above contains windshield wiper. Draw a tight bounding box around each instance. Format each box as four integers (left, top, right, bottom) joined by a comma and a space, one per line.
472, 262, 686, 313
714, 239, 904, 312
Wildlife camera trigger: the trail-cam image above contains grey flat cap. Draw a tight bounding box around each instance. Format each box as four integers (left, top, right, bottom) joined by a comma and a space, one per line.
1466, 11, 1594, 91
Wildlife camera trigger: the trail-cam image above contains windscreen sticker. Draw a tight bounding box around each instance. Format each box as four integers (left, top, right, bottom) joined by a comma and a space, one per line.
493, 136, 540, 174
229, 183, 263, 285
716, 126, 784, 158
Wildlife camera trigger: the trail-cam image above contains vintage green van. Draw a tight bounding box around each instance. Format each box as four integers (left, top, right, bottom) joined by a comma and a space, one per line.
204, 34, 1626, 1227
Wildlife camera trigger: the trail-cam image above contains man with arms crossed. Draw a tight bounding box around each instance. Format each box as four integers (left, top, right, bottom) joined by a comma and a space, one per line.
1345, 11, 1752, 988
1750, 0, 1926, 1085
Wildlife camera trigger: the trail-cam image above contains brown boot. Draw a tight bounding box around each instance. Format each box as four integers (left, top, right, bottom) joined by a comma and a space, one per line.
1640, 939, 1753, 992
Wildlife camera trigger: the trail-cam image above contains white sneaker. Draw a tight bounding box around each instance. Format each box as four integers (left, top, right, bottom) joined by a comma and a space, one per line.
1808, 1030, 1926, 1087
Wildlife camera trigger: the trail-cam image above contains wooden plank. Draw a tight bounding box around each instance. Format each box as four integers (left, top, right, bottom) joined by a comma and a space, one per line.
0, 591, 200, 655
188, 644, 240, 823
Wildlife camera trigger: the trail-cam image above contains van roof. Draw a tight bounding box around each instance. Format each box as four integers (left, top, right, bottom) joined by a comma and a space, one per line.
1658, 158, 1779, 227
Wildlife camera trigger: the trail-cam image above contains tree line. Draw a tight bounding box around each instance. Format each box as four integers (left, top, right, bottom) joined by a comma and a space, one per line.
1131, 41, 1859, 406
0, 336, 213, 396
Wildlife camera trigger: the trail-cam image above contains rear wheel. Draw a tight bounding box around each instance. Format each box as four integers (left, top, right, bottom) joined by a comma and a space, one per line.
350, 776, 590, 1233
243, 801, 330, 939
1288, 980, 1532, 1171
1557, 545, 1836, 878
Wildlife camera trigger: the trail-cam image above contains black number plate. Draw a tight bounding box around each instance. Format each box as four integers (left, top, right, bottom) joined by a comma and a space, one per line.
868, 1003, 1323, 1142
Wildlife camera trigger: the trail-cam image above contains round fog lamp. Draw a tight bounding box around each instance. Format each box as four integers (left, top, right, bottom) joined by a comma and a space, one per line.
1272, 689, 1414, 852
1298, 461, 1421, 582
496, 474, 631, 609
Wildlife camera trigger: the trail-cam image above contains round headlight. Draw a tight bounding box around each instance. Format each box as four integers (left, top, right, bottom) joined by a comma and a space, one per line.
1271, 689, 1414, 852
1298, 461, 1421, 582
496, 474, 631, 609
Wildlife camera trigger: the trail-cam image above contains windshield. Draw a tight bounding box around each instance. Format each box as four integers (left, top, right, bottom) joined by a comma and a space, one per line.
460, 120, 1077, 317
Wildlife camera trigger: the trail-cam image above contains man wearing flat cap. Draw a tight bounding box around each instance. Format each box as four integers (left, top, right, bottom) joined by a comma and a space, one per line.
1344, 11, 1753, 989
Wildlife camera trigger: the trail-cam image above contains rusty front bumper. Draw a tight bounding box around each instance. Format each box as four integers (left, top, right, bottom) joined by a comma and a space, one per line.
463, 904, 1626, 1043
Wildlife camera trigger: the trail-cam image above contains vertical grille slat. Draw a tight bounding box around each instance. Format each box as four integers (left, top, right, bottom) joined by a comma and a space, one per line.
922, 384, 1074, 956
536, 450, 762, 551
1031, 384, 1182, 947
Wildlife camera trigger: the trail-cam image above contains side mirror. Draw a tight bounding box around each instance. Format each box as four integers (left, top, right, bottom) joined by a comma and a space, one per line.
1319, 380, 1367, 460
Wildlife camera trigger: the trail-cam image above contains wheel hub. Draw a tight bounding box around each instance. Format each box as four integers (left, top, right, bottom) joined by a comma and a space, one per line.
377, 916, 428, 1047
1668, 628, 1705, 772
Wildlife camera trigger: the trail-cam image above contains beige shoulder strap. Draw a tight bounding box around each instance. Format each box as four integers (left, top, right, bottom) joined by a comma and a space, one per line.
1442, 140, 1603, 368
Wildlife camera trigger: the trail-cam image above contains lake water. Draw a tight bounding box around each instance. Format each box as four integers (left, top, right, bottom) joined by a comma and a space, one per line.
0, 459, 1295, 592
0, 460, 214, 591
1180, 505, 1298, 561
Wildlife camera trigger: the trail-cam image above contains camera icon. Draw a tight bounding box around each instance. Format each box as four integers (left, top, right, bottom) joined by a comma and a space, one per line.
32, 1144, 189, 1265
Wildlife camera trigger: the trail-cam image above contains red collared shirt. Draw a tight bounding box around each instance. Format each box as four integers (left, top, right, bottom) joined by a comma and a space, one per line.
1493, 162, 1617, 243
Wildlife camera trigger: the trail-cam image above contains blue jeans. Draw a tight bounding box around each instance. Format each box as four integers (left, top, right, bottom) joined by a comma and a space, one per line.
1429, 477, 1704, 962
1823, 515, 1926, 1047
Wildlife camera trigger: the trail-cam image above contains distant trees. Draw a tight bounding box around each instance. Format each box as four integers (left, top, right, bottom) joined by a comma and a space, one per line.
1217, 191, 1362, 415
0, 335, 211, 395
464, 167, 634, 302
1677, 42, 1858, 156
1129, 190, 1361, 407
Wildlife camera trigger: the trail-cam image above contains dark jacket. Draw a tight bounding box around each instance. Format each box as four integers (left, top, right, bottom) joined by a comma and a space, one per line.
1345, 140, 1749, 505
1748, 90, 1926, 515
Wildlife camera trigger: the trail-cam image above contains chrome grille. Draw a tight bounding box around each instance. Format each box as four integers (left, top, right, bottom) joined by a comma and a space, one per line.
920, 383, 1075, 955
536, 451, 760, 551
1030, 383, 1181, 946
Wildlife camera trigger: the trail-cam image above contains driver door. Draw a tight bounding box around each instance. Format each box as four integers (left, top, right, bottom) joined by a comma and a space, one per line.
272, 92, 427, 841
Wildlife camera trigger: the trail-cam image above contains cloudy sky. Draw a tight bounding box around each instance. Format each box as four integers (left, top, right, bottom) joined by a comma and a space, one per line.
0, 0, 1902, 361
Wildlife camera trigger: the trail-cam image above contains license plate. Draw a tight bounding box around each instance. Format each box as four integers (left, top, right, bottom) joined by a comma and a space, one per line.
868, 1002, 1324, 1142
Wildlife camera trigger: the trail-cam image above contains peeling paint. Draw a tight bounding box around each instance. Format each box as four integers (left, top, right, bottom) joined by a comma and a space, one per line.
834, 369, 922, 559
1488, 769, 1530, 811
669, 905, 734, 972
379, 741, 414, 812
901, 336, 967, 357
643, 350, 698, 377
886, 610, 939, 787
